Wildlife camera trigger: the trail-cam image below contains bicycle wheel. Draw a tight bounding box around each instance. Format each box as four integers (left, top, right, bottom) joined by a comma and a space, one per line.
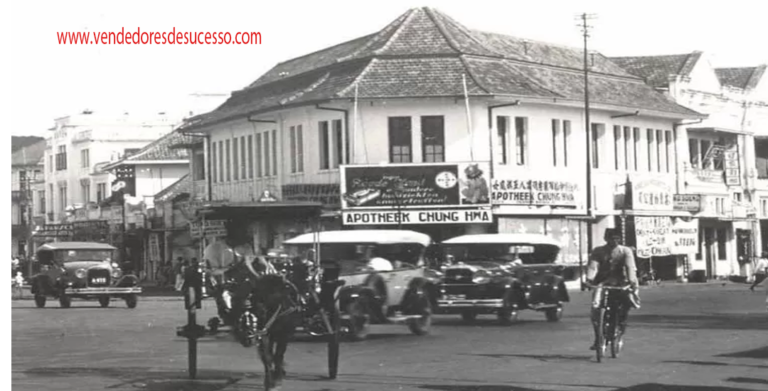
327, 305, 341, 379
595, 307, 606, 363
610, 308, 624, 358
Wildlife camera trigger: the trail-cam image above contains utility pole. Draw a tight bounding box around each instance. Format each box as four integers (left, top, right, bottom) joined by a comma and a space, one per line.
577, 13, 597, 291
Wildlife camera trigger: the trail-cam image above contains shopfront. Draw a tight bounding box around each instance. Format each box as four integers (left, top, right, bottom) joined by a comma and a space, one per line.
614, 180, 695, 281
340, 162, 494, 242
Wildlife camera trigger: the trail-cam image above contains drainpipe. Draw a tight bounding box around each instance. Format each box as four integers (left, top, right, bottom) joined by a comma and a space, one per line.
315, 105, 350, 164
487, 100, 521, 180
673, 118, 704, 194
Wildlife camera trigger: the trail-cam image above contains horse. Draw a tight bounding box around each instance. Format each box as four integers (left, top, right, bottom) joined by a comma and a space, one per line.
243, 274, 300, 390
203, 240, 300, 391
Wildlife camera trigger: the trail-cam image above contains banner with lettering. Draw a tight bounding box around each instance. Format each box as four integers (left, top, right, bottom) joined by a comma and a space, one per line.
490, 170, 584, 208
631, 180, 673, 211
340, 162, 491, 210
635, 217, 699, 258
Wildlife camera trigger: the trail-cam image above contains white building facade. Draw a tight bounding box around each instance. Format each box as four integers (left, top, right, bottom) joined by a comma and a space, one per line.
612, 53, 768, 279
180, 7, 703, 277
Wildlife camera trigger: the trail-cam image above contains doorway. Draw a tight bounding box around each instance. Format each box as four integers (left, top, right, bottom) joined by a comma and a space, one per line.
736, 229, 752, 266
704, 227, 715, 278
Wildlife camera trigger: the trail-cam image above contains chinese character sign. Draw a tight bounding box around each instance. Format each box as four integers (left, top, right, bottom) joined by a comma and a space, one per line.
632, 180, 673, 211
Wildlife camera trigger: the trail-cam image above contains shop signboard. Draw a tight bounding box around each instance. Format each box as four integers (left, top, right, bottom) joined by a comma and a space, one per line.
490, 171, 582, 207
635, 217, 699, 258
342, 208, 492, 226
723, 146, 741, 186
190, 219, 227, 238
340, 162, 491, 210
673, 194, 702, 212
631, 180, 673, 211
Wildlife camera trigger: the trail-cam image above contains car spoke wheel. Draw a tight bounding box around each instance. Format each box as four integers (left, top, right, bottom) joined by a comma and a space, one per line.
34, 295, 46, 308
125, 294, 138, 309
59, 295, 71, 308
345, 299, 370, 341
407, 293, 432, 336
99, 296, 110, 308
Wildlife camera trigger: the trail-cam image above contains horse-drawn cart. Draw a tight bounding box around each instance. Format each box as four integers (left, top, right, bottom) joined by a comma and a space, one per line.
175, 236, 344, 384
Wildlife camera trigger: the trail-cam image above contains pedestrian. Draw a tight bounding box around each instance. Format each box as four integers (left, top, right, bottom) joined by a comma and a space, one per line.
174, 257, 186, 292
748, 251, 768, 291
12, 271, 25, 300
12, 255, 20, 278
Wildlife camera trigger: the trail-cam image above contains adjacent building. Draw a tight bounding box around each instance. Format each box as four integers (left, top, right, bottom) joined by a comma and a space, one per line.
611, 52, 768, 279
11, 140, 46, 258
178, 7, 703, 270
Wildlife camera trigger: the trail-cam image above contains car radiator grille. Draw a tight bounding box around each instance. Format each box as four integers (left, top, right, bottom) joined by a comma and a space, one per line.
87, 269, 111, 287
444, 269, 473, 284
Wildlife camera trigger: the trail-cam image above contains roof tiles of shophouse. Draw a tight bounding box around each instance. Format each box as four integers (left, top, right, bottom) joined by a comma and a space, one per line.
101, 130, 194, 170
181, 7, 701, 132
609, 51, 703, 90
715, 65, 767, 90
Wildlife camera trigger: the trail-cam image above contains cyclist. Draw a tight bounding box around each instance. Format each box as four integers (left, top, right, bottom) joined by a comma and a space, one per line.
586, 228, 640, 350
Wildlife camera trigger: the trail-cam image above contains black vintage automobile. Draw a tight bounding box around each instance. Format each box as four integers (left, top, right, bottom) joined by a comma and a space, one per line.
29, 242, 142, 308
435, 234, 570, 323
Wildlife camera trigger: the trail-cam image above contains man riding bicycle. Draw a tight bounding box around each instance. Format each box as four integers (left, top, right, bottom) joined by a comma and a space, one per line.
586, 228, 641, 350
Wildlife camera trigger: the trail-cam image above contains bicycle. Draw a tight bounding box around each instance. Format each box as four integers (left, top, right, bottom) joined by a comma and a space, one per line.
589, 284, 632, 363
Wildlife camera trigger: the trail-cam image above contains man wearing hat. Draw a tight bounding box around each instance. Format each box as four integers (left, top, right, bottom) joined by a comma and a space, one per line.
585, 228, 640, 351
748, 251, 768, 292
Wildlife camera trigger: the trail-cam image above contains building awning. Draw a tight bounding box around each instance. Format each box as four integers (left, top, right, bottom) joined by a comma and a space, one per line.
196, 200, 324, 221
619, 210, 693, 217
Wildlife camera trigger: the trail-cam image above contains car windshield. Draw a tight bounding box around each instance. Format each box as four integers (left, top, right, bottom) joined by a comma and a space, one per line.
55, 250, 113, 263
285, 243, 424, 273
442, 243, 559, 265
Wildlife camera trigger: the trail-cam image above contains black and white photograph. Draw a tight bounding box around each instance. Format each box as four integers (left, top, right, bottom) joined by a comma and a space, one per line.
5, 1, 768, 390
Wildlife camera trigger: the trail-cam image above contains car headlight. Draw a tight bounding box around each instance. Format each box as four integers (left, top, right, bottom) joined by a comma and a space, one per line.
111, 262, 119, 269
75, 269, 87, 279
472, 271, 491, 284
111, 269, 123, 279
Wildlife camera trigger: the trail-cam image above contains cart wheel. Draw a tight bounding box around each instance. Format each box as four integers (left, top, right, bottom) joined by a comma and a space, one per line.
99, 296, 110, 308
125, 294, 138, 309
34, 295, 46, 308
327, 305, 341, 379
59, 295, 72, 308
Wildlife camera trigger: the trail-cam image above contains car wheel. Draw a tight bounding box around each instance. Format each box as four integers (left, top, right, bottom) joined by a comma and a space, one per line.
545, 305, 563, 322
59, 295, 72, 308
345, 299, 370, 341
461, 310, 477, 322
34, 295, 46, 308
99, 297, 110, 308
497, 307, 518, 325
125, 294, 138, 309
406, 292, 432, 336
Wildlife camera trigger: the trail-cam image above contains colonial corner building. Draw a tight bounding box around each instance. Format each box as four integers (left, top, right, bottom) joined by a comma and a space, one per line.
61, 6, 760, 283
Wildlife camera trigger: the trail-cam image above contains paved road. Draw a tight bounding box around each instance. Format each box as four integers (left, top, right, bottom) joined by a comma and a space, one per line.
12, 284, 768, 391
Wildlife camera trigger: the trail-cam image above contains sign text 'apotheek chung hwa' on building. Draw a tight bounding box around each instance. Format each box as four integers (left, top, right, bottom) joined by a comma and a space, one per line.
343, 209, 492, 226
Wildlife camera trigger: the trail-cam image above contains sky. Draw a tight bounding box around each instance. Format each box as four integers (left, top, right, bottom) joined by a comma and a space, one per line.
3, 0, 767, 137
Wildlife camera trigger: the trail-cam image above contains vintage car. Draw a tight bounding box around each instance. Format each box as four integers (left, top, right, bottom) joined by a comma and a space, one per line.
29, 242, 142, 308
283, 230, 437, 340
436, 234, 570, 323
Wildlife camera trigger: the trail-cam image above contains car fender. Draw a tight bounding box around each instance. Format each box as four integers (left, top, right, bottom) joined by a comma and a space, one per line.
337, 284, 377, 314
500, 277, 525, 307
544, 274, 570, 302
362, 273, 388, 303
115, 274, 139, 287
